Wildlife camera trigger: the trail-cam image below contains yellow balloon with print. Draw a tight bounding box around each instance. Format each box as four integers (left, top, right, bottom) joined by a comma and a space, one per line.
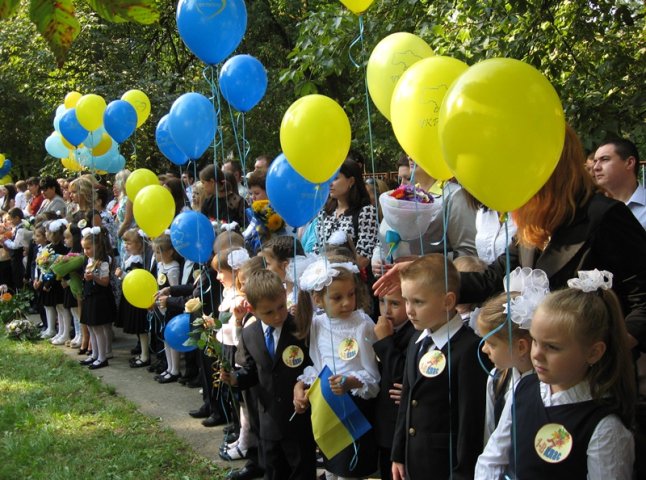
122, 269, 158, 309
339, 0, 374, 14
92, 133, 113, 157
367, 32, 434, 121
122, 89, 151, 128
439, 58, 565, 212
64, 91, 82, 109
133, 184, 175, 238
125, 168, 158, 199
76, 94, 107, 131
280, 94, 351, 184
391, 56, 468, 181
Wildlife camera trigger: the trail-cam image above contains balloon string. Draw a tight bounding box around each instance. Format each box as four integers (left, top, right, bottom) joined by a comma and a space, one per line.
203, 65, 222, 225
132, 128, 137, 169
227, 102, 244, 170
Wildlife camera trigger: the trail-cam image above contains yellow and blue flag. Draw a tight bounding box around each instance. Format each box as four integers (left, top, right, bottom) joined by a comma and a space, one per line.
308, 365, 372, 458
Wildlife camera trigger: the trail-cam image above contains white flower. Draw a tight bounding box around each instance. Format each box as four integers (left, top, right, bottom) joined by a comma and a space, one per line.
567, 269, 613, 292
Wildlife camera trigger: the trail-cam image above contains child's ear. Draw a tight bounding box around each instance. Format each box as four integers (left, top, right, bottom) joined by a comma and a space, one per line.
312, 292, 324, 308
444, 291, 457, 311
516, 337, 531, 356
587, 340, 607, 367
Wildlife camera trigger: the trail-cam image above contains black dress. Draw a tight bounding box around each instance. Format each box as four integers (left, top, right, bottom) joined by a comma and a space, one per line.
81, 258, 116, 326
119, 255, 149, 334
41, 243, 69, 307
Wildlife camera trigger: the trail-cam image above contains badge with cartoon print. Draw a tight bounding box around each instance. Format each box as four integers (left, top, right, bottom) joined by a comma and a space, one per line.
534, 423, 572, 463
338, 338, 359, 360
418, 350, 446, 378
157, 272, 167, 286
282, 345, 305, 368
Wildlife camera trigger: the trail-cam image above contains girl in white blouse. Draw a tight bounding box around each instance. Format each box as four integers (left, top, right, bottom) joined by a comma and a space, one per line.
293, 257, 379, 479
475, 271, 635, 479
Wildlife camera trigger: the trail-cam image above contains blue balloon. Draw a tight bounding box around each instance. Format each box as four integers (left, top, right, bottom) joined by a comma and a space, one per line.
176, 0, 247, 66
168, 93, 216, 160
170, 210, 216, 263
164, 313, 196, 352
59, 108, 88, 147
156, 114, 189, 166
0, 159, 12, 177
104, 100, 137, 143
92, 142, 120, 171
45, 133, 69, 159
219, 54, 268, 112
266, 153, 332, 228
104, 154, 126, 174
83, 126, 106, 148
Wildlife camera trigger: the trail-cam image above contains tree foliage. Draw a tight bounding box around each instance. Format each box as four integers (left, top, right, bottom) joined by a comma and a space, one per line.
0, 0, 644, 179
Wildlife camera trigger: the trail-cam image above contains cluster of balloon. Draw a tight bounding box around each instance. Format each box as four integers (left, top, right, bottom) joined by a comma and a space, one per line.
0, 154, 12, 184
47, 89, 151, 173
266, 153, 332, 228
176, 0, 247, 66
156, 92, 216, 166
438, 58, 565, 212
280, 94, 351, 184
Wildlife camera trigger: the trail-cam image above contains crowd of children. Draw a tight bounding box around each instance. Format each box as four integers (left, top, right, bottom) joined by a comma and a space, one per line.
0, 156, 641, 480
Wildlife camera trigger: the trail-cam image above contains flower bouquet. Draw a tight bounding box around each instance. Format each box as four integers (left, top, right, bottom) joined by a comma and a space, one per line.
243, 200, 286, 252
6, 319, 40, 341
36, 246, 59, 282
379, 184, 442, 241
0, 289, 34, 324
51, 253, 86, 298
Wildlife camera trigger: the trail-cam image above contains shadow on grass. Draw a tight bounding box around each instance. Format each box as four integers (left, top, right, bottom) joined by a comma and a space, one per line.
0, 336, 226, 479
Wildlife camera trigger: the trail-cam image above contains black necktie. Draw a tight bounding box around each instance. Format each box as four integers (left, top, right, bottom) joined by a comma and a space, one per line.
416, 335, 433, 367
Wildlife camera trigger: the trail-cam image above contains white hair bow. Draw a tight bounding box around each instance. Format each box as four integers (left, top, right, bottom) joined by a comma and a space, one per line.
502, 267, 550, 330
220, 221, 239, 232
81, 226, 101, 238
137, 229, 147, 239
227, 248, 250, 270
567, 269, 613, 292
48, 219, 69, 232
299, 258, 359, 292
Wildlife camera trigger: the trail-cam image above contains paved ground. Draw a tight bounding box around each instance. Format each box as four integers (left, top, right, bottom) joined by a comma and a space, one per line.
54, 321, 246, 473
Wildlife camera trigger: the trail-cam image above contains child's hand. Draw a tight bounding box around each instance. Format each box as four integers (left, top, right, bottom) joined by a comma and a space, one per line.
329, 374, 360, 395
233, 297, 249, 325
374, 315, 394, 340
157, 295, 168, 308
219, 368, 237, 386
84, 271, 94, 281
157, 287, 171, 297
293, 381, 310, 413
33, 280, 41, 289
288, 304, 297, 316
389, 382, 403, 405
114, 268, 122, 278
392, 461, 405, 480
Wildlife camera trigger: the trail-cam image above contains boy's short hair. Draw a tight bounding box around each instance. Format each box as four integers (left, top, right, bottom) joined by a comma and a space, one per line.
245, 270, 286, 308
15, 180, 27, 192
8, 207, 24, 219
400, 253, 460, 299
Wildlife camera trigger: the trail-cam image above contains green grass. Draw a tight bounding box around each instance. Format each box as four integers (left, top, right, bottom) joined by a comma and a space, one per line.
0, 336, 226, 480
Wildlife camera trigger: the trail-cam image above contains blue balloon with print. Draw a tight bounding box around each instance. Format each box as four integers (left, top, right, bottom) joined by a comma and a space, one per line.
104, 100, 138, 143
168, 93, 216, 160
156, 114, 189, 166
219, 54, 268, 112
266, 153, 332, 228
170, 210, 215, 263
59, 108, 89, 147
164, 313, 196, 352
176, 0, 247, 66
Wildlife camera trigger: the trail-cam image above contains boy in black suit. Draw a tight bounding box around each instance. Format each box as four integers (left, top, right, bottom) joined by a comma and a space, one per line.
391, 254, 490, 480
221, 270, 316, 480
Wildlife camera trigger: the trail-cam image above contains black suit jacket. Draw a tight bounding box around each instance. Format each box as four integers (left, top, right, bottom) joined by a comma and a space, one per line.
461, 193, 646, 352
373, 321, 415, 448
235, 314, 313, 442
391, 326, 490, 480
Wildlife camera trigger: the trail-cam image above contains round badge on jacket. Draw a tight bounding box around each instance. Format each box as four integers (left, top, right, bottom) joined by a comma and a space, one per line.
157, 273, 167, 286
534, 423, 572, 463
282, 346, 305, 368
338, 338, 359, 361
418, 350, 446, 378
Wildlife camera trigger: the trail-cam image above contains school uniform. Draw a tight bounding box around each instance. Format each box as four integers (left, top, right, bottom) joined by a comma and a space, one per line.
391, 314, 490, 480
235, 314, 316, 480
81, 258, 116, 326
119, 255, 148, 334
373, 321, 415, 480
41, 243, 69, 307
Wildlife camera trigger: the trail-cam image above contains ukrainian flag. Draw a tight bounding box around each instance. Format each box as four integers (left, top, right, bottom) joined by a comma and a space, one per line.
308, 365, 372, 458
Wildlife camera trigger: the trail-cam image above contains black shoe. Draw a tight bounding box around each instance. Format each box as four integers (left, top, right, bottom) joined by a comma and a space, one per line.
189, 406, 210, 419
88, 360, 109, 370
224, 432, 239, 445
225, 465, 264, 480
158, 373, 180, 384
79, 357, 97, 365
202, 414, 226, 427
130, 358, 150, 368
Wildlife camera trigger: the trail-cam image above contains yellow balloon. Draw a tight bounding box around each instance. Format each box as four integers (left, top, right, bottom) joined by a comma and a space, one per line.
125, 168, 158, 199
439, 58, 565, 212
92, 133, 113, 157
0, 153, 5, 164
339, 0, 374, 14
61, 135, 74, 150
61, 157, 83, 171
133, 184, 175, 238
391, 56, 469, 181
0, 175, 12, 185
280, 94, 351, 184
64, 91, 82, 109
122, 89, 151, 128
367, 33, 434, 121
123, 269, 158, 309
76, 94, 107, 131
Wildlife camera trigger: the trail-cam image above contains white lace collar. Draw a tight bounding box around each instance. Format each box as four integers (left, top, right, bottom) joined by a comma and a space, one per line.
124, 255, 143, 269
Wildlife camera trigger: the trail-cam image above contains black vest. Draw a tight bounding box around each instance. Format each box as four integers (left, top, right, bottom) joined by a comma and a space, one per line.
506, 374, 613, 480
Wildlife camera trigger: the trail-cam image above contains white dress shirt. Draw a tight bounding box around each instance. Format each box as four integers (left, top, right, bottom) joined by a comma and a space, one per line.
625, 183, 646, 229
475, 209, 517, 264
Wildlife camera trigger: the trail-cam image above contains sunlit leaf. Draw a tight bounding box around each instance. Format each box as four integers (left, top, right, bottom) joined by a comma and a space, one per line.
29, 0, 80, 67
84, 0, 159, 25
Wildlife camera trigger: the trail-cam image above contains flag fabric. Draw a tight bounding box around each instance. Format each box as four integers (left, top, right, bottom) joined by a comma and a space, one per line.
308, 365, 372, 458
